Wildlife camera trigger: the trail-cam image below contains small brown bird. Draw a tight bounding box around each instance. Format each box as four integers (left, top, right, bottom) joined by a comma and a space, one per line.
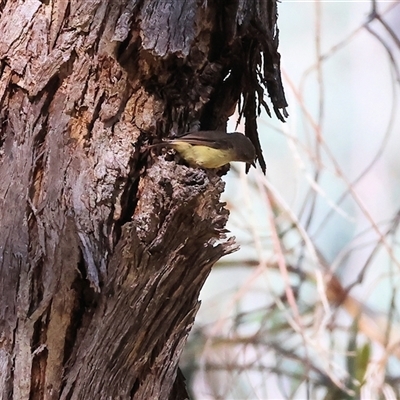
149, 130, 256, 169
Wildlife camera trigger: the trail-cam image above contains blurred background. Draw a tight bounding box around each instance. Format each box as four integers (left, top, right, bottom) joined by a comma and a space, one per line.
181, 1, 400, 399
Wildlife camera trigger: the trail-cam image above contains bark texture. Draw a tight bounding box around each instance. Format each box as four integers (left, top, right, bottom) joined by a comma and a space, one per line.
0, 0, 287, 399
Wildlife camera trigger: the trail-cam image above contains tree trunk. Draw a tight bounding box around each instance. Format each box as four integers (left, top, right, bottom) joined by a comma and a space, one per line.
0, 1, 287, 399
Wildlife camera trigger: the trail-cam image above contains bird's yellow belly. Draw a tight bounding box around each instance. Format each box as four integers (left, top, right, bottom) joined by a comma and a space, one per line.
172, 143, 231, 168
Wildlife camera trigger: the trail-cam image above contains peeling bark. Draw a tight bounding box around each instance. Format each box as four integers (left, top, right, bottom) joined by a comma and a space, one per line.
0, 0, 287, 399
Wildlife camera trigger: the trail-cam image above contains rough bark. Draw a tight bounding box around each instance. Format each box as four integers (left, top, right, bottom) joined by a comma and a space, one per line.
0, 0, 287, 399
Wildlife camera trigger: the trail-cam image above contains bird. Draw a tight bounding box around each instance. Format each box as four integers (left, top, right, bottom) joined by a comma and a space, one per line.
148, 130, 256, 169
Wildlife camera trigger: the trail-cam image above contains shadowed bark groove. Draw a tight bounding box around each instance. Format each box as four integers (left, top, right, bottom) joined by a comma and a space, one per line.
0, 0, 287, 399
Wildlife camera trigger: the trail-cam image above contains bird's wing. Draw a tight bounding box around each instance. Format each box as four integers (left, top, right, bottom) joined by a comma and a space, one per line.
172, 131, 233, 150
